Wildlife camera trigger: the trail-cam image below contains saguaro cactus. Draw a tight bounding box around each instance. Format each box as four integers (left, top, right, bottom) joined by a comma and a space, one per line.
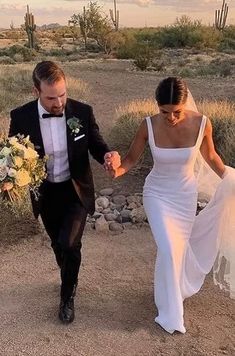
24, 5, 36, 48
109, 0, 119, 31
215, 0, 229, 31
79, 6, 89, 50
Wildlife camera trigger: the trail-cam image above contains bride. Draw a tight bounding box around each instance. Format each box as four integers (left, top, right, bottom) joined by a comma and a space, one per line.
105, 77, 235, 334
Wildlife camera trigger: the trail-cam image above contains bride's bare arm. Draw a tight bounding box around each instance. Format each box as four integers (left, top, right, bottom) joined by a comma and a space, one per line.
200, 118, 226, 178
114, 119, 148, 178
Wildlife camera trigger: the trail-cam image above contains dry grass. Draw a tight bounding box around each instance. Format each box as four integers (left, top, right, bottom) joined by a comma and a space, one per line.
0, 63, 90, 117
116, 99, 157, 118
108, 99, 156, 155
110, 99, 235, 167
198, 100, 235, 166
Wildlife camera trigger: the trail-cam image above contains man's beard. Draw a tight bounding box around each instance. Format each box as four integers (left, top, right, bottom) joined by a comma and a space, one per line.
50, 105, 65, 114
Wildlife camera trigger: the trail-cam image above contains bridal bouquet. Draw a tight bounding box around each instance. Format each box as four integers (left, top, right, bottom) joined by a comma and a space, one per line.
0, 134, 47, 203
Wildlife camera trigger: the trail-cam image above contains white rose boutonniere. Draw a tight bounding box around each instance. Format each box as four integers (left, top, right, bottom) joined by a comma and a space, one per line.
67, 117, 83, 137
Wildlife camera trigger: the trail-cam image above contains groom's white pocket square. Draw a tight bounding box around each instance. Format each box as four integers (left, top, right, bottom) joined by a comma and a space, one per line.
74, 134, 85, 142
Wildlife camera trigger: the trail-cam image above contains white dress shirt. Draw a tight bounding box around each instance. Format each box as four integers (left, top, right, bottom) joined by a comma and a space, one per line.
38, 100, 70, 183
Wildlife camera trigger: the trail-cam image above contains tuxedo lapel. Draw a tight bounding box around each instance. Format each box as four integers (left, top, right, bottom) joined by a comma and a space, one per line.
27, 101, 45, 158
65, 99, 74, 162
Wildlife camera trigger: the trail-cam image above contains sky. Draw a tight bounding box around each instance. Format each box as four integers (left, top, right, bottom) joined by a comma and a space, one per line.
0, 0, 235, 29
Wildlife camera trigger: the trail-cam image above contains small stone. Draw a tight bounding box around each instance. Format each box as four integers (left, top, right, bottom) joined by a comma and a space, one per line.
120, 209, 132, 222
92, 212, 103, 220
130, 206, 146, 223
96, 196, 110, 209
104, 213, 117, 222
122, 222, 133, 230
127, 202, 138, 210
127, 195, 142, 205
116, 214, 122, 223
114, 204, 124, 212
103, 208, 111, 214
96, 206, 104, 213
99, 188, 114, 196
109, 222, 124, 232
112, 195, 126, 206
95, 215, 109, 233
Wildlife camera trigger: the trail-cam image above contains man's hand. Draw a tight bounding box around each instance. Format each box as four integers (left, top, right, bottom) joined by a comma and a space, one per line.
103, 151, 121, 173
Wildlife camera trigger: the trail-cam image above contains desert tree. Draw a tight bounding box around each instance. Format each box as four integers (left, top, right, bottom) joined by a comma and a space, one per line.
70, 2, 113, 53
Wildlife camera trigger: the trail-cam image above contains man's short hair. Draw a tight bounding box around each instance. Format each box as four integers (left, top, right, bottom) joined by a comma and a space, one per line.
32, 61, 65, 91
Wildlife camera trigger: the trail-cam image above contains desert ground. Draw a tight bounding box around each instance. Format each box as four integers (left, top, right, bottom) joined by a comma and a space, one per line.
0, 60, 235, 355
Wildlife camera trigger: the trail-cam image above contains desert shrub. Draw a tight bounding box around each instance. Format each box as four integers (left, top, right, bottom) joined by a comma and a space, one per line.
173, 56, 234, 78
223, 26, 235, 40
194, 27, 222, 50
104, 31, 127, 55
53, 34, 64, 47
220, 25, 235, 52
219, 38, 235, 53
115, 31, 138, 59
156, 26, 200, 48
153, 17, 201, 48
43, 48, 70, 57
7, 45, 37, 62
71, 2, 113, 53
175, 67, 195, 78
154, 18, 222, 50
195, 64, 222, 77
218, 62, 232, 77
133, 44, 153, 70
151, 60, 166, 72
0, 56, 15, 64
13, 53, 24, 62
110, 99, 235, 168
197, 60, 233, 77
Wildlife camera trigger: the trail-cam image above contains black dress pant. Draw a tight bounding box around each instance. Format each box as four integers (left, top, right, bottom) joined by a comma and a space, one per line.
40, 179, 87, 301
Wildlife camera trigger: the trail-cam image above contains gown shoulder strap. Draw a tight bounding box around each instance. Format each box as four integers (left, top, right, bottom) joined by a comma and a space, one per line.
195, 115, 207, 148
145, 116, 155, 147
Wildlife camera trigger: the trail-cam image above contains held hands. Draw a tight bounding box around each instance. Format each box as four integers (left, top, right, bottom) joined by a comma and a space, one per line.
103, 151, 121, 178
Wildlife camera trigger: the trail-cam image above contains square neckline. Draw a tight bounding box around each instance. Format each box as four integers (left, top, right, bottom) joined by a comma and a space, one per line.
148, 115, 205, 150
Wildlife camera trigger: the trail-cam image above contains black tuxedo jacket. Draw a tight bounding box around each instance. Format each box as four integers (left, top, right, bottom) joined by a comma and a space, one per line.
9, 98, 110, 217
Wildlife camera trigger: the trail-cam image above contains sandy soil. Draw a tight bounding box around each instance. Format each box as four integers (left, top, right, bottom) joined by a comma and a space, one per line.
0, 229, 234, 356
0, 60, 235, 355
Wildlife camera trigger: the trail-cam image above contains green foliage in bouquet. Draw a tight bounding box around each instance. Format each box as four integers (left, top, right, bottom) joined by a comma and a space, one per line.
0, 134, 47, 205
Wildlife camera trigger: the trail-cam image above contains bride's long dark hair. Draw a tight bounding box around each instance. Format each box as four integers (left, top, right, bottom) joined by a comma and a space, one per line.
155, 77, 188, 106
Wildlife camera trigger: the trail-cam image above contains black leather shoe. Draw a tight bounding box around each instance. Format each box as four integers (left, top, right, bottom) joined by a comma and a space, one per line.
59, 297, 75, 324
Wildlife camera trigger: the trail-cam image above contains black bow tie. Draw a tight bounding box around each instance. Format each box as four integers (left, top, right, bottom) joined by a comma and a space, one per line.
42, 113, 63, 119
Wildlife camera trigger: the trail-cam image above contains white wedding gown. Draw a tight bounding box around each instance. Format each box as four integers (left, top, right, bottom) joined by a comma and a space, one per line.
143, 116, 235, 334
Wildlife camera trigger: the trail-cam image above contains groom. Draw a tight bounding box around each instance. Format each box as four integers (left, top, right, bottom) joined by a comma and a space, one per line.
9, 61, 120, 324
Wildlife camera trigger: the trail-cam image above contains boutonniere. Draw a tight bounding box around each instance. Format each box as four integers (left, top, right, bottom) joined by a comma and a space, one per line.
67, 117, 83, 136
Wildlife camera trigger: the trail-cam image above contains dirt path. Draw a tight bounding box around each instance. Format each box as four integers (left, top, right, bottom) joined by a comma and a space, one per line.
0, 228, 234, 356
